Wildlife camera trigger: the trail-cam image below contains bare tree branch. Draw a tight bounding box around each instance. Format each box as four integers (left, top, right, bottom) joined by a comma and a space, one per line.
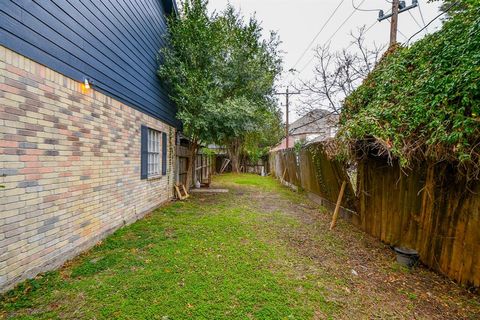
295, 27, 386, 120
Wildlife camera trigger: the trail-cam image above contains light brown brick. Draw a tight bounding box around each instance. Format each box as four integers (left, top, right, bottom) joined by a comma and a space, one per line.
0, 47, 176, 293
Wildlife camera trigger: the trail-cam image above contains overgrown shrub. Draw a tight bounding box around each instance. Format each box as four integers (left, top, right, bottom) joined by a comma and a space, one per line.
338, 2, 480, 179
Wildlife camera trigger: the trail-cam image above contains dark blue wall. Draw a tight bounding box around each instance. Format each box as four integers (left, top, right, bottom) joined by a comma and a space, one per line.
0, 0, 180, 128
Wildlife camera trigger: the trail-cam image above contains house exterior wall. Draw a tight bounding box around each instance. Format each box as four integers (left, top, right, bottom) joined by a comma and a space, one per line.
0, 0, 180, 128
0, 47, 176, 292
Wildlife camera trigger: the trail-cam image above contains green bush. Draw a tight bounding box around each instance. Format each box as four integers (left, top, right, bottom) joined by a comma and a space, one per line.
338, 3, 480, 178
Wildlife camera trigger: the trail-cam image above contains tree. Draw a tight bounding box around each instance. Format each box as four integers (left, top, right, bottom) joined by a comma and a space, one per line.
213, 6, 282, 172
243, 107, 284, 164
159, 0, 282, 180
432, 0, 470, 17
158, 0, 225, 187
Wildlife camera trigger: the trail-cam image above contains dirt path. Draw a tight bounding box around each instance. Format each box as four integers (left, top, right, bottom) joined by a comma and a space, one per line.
213, 174, 480, 319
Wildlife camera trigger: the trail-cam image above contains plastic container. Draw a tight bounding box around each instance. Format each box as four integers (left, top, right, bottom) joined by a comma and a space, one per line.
393, 247, 419, 268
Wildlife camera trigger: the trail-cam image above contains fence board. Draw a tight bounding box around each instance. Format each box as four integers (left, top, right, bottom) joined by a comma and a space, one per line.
270, 142, 480, 286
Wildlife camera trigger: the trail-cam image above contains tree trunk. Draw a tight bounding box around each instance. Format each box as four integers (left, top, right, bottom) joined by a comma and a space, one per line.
228, 139, 241, 173
185, 140, 198, 189
230, 153, 240, 173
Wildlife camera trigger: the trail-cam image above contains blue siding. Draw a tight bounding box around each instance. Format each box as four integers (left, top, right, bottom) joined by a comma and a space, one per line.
0, 0, 180, 128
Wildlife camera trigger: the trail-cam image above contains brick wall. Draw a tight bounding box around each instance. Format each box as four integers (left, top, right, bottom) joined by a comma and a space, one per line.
0, 46, 176, 292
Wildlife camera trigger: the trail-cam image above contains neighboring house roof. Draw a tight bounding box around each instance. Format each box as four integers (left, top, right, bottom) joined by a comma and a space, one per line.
289, 109, 338, 136
270, 137, 296, 153
270, 109, 339, 152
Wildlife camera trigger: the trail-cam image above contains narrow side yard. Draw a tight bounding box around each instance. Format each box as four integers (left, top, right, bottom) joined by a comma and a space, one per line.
1, 174, 479, 319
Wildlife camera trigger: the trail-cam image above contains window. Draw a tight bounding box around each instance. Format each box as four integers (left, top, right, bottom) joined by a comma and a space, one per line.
140, 125, 168, 180
148, 128, 161, 176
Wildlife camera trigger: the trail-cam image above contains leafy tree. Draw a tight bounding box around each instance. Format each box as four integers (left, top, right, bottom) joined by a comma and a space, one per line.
430, 0, 470, 17
213, 6, 282, 172
158, 0, 225, 186
243, 108, 284, 164
158, 0, 282, 180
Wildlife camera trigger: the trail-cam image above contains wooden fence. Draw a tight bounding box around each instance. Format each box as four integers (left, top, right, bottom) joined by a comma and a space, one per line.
269, 143, 480, 287
270, 145, 356, 215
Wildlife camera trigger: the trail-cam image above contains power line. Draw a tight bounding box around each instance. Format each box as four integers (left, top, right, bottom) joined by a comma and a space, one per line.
293, 51, 317, 77
290, 0, 347, 71
321, 7, 389, 62
343, 19, 380, 51
407, 10, 423, 30
398, 28, 408, 40
351, 0, 380, 12
404, 1, 460, 45
417, 3, 428, 32
365, 18, 380, 33
296, 0, 367, 76
386, 17, 409, 40
325, 0, 367, 44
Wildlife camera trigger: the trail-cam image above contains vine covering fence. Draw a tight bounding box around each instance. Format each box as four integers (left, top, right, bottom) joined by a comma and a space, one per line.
270, 142, 480, 287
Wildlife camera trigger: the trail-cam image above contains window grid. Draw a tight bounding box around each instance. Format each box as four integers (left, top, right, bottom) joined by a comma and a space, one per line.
147, 128, 161, 176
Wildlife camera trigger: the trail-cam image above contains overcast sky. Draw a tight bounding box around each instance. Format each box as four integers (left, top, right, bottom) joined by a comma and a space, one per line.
207, 0, 444, 121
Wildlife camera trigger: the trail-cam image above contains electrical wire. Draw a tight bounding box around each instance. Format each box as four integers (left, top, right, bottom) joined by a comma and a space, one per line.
407, 10, 423, 30
343, 18, 381, 51
333, 5, 391, 54
404, 1, 460, 45
417, 2, 428, 32
351, 0, 381, 12
290, 0, 347, 72
325, 0, 366, 44
295, 0, 367, 76
385, 17, 409, 40
398, 28, 408, 40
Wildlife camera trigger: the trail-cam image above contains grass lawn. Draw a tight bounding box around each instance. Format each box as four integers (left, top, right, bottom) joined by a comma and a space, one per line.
1, 174, 479, 319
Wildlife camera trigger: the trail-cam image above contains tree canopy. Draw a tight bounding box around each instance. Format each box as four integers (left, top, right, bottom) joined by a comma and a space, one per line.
158, 0, 282, 173
337, 1, 480, 180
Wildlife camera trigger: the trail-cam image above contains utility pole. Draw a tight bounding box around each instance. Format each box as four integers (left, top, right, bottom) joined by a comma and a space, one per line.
378, 0, 418, 46
285, 87, 290, 149
275, 86, 300, 149
390, 0, 399, 45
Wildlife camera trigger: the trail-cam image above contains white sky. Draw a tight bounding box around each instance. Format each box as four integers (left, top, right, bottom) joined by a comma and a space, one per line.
207, 0, 444, 121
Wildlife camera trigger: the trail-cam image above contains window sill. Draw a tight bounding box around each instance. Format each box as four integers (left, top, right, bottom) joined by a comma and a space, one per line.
147, 175, 163, 181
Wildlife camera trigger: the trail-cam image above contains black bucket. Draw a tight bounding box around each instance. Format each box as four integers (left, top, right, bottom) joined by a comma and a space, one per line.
393, 247, 419, 268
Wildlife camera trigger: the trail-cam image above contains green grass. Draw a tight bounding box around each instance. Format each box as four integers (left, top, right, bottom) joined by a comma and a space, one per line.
214, 174, 307, 204
0, 174, 337, 319
215, 173, 281, 190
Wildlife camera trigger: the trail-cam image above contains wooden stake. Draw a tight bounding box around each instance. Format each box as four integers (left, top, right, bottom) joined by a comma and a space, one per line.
330, 180, 347, 230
